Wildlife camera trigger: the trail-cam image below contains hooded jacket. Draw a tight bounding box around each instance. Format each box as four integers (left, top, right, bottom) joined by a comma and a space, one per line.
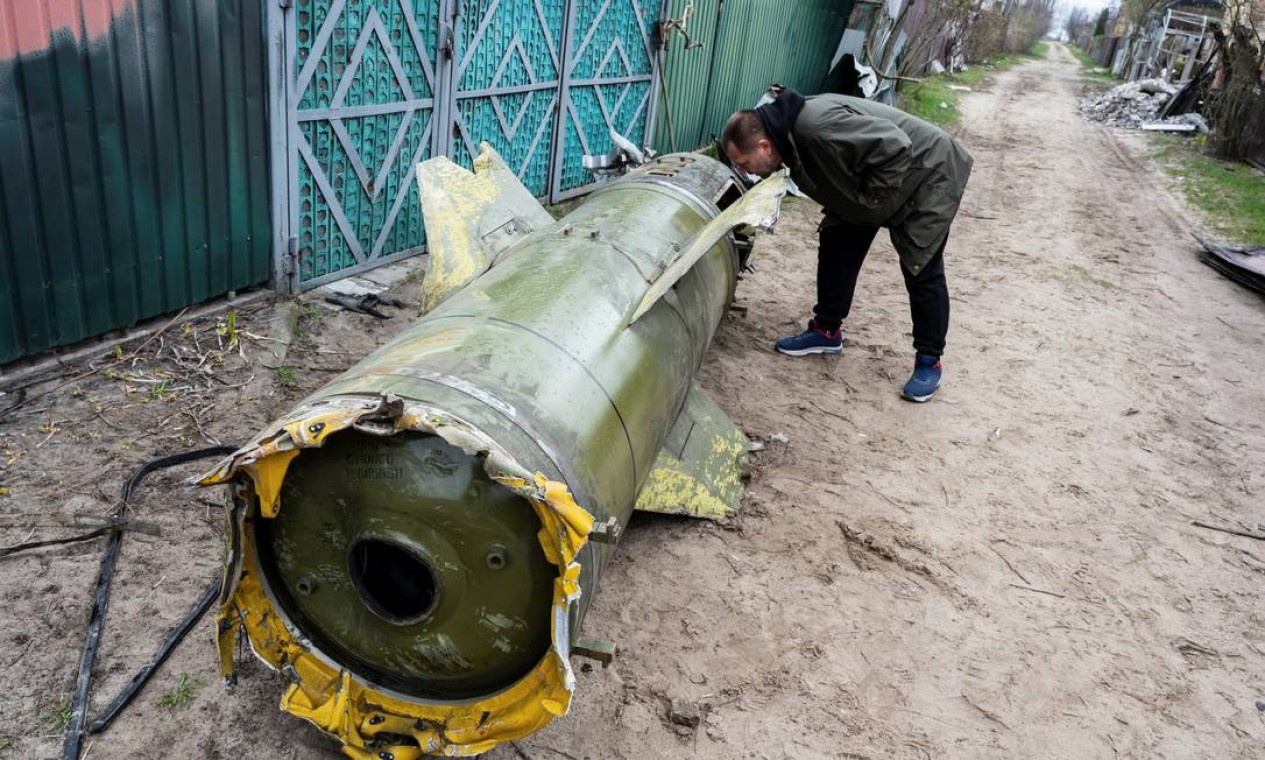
757, 90, 974, 274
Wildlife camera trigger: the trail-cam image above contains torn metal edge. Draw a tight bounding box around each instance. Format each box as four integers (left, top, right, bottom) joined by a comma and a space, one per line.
194, 393, 595, 758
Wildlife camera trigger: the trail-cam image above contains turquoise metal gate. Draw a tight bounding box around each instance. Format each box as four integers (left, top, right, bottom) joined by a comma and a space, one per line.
446, 0, 567, 198
277, 0, 659, 291
286, 0, 442, 289
554, 0, 658, 199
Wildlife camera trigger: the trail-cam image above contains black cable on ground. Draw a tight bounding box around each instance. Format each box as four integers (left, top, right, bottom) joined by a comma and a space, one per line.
0, 527, 116, 559
86, 577, 221, 735
61, 445, 236, 760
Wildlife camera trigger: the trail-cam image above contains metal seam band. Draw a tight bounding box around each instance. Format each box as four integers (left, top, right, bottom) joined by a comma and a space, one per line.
373, 313, 644, 500
365, 366, 598, 515
589, 176, 721, 223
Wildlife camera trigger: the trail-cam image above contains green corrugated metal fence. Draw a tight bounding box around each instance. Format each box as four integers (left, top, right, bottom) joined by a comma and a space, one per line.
0, 0, 271, 365
653, 0, 853, 153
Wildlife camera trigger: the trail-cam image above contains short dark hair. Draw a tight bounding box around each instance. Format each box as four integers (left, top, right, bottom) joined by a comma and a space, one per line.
721, 110, 766, 153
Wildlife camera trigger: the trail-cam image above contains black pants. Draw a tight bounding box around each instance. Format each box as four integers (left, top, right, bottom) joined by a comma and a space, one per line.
813, 220, 950, 358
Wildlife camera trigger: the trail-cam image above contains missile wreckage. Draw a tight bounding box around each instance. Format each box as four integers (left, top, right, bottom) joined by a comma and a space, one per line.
196, 144, 788, 758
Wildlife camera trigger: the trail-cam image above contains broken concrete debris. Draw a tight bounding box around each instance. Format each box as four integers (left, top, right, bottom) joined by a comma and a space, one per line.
1079, 79, 1181, 128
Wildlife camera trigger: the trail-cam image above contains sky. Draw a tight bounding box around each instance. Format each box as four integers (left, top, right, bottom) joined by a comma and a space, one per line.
1055, 0, 1118, 30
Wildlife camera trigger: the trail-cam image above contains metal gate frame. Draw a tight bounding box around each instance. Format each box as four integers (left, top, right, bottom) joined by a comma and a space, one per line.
437, 0, 567, 200
552, 0, 662, 202
268, 0, 662, 293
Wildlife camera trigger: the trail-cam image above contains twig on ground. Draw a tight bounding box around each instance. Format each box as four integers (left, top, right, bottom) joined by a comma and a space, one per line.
804, 398, 850, 422
0, 527, 115, 558
989, 545, 1031, 584
535, 748, 581, 760
510, 743, 533, 760
238, 330, 285, 345
1192, 521, 1265, 542
91, 405, 121, 430
1202, 416, 1242, 432
960, 692, 1011, 731
181, 409, 221, 446
6, 308, 190, 415
1008, 583, 1065, 599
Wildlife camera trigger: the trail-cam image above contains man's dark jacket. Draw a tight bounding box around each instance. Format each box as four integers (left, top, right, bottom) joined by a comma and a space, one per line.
760, 91, 974, 274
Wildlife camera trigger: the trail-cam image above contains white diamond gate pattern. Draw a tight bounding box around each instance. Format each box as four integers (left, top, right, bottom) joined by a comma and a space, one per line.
554, 0, 657, 199
276, 0, 659, 290
444, 0, 567, 198
288, 0, 442, 288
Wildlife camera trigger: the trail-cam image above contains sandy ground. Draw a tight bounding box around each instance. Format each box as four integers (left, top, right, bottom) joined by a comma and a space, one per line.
2, 43, 1263, 759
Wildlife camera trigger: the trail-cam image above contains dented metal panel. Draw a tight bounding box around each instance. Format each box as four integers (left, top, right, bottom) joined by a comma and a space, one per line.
0, 0, 271, 364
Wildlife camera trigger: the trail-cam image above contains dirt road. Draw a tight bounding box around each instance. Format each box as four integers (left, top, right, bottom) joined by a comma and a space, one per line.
3, 43, 1262, 759
483, 41, 1265, 760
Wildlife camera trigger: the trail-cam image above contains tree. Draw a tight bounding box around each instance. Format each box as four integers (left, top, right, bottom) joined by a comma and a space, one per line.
1065, 8, 1096, 46
1093, 8, 1110, 37
1207, 0, 1265, 160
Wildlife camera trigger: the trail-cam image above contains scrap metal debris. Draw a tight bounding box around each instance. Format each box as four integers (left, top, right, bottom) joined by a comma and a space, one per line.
1194, 234, 1265, 295
1141, 115, 1209, 134
323, 292, 412, 319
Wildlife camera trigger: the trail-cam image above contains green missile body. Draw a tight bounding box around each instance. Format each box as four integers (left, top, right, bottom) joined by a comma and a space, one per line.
198, 145, 786, 758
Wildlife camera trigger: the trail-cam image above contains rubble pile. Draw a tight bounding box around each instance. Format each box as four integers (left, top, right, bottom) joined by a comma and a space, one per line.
1079, 79, 1177, 127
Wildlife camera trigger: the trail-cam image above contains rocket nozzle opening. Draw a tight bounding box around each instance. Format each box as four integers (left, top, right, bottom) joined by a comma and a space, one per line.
257, 431, 556, 697
348, 538, 439, 625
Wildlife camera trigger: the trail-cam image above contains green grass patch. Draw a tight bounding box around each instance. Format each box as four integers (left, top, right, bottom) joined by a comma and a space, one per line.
37, 697, 71, 733
900, 77, 960, 126
1069, 43, 1119, 85
899, 48, 1043, 127
155, 673, 205, 710
1152, 136, 1265, 245
1068, 44, 1099, 69
1031, 41, 1050, 59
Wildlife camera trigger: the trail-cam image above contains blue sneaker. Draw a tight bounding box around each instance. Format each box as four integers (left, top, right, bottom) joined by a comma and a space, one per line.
901, 353, 942, 402
775, 319, 843, 356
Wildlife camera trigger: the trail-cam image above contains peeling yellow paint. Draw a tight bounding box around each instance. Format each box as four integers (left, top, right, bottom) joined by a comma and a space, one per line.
636, 462, 734, 520
196, 394, 595, 758
633, 384, 749, 520
416, 143, 554, 314
247, 449, 299, 518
